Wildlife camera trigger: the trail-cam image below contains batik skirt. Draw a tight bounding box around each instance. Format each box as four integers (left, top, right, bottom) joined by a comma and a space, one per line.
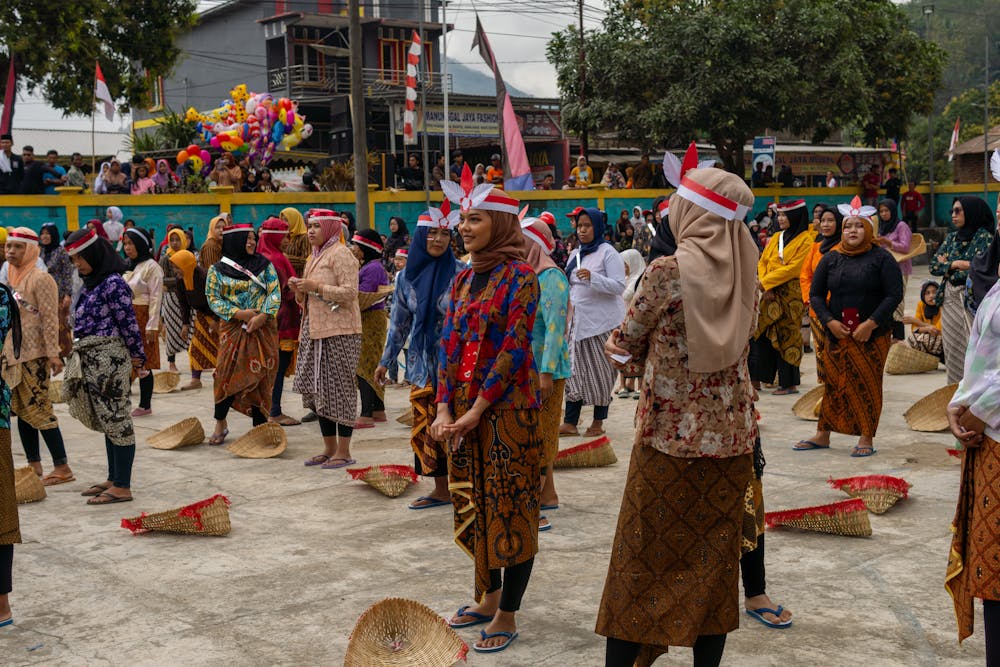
357, 309, 388, 403
214, 318, 278, 417
566, 330, 616, 407
0, 429, 20, 545
8, 358, 58, 431
189, 311, 218, 372
410, 384, 447, 477
755, 279, 804, 368
292, 316, 360, 427
161, 291, 190, 356
817, 331, 892, 438
63, 335, 135, 446
941, 284, 971, 385
133, 304, 161, 371
540, 379, 566, 467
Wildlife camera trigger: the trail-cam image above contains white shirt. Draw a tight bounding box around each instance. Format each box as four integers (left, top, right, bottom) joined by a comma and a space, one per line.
566, 243, 626, 340
103, 220, 124, 243
950, 281, 1000, 441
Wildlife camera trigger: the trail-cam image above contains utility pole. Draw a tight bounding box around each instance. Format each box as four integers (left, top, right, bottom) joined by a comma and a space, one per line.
923, 4, 936, 226
418, 0, 430, 205
578, 0, 587, 157
349, 0, 370, 229
985, 22, 990, 200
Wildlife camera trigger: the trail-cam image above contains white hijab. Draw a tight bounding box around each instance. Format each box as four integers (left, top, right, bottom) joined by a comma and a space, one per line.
621, 248, 646, 306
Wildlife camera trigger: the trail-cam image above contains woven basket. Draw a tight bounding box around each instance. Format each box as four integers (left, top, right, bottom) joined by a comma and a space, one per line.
49, 378, 63, 404
396, 409, 414, 426
121, 494, 231, 536
904, 383, 958, 432
828, 475, 912, 514
345, 597, 468, 667
554, 436, 617, 468
765, 498, 872, 537
889, 233, 927, 263
226, 423, 288, 459
152, 371, 180, 394
147, 418, 205, 450
791, 384, 824, 421
885, 344, 939, 375
14, 466, 46, 504
347, 465, 418, 498
358, 285, 393, 311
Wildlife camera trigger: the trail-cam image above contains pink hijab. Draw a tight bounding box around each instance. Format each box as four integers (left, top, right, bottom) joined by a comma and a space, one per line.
307, 209, 344, 257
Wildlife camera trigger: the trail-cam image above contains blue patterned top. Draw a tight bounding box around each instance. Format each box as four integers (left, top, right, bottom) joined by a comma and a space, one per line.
532, 268, 572, 380
73, 274, 147, 363
205, 264, 282, 321
0, 286, 12, 429
379, 258, 464, 388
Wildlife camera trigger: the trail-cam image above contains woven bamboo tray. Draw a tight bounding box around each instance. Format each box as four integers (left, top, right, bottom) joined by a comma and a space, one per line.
152, 371, 180, 394
121, 494, 231, 536
14, 466, 46, 504
554, 436, 616, 468
358, 285, 393, 311
889, 233, 927, 263
765, 498, 872, 537
828, 475, 912, 514
791, 384, 824, 421
885, 344, 939, 375
226, 423, 287, 458
347, 465, 418, 498
396, 409, 414, 426
904, 383, 958, 432
345, 597, 468, 667
147, 418, 205, 450
49, 378, 63, 404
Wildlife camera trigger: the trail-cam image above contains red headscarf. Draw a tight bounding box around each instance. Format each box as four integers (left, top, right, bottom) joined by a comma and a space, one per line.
87, 219, 109, 240
258, 217, 295, 285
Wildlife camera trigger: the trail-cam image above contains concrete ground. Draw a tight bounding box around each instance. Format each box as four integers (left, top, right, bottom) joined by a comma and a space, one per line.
1, 265, 986, 666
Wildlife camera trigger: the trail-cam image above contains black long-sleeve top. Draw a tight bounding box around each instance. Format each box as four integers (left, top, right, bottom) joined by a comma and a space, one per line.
809, 246, 903, 333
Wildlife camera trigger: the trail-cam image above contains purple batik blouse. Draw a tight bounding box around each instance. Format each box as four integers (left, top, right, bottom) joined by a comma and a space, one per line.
359, 259, 389, 311
73, 273, 147, 363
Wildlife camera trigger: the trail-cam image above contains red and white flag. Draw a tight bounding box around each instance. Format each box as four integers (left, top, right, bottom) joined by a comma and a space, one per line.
95, 62, 115, 122
403, 31, 422, 146
948, 117, 960, 162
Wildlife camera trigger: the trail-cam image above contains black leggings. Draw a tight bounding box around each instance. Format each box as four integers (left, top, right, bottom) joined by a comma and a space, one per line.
358, 378, 384, 418
564, 400, 609, 426
986, 599, 999, 667
0, 544, 11, 596
318, 416, 354, 438
741, 533, 766, 598
138, 373, 153, 410
269, 349, 294, 417
605, 634, 727, 667
17, 418, 67, 466
214, 395, 267, 426
486, 557, 534, 613
104, 437, 135, 488
167, 354, 176, 364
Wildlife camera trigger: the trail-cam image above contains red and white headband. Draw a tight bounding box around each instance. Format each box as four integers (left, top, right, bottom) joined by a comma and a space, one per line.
662, 141, 716, 188
520, 218, 555, 255
656, 199, 669, 220
663, 141, 747, 220
775, 199, 807, 212
440, 163, 519, 215
417, 200, 460, 230
352, 234, 383, 253
308, 208, 345, 225
222, 223, 255, 235
66, 229, 98, 256
8, 229, 38, 246
395, 248, 408, 259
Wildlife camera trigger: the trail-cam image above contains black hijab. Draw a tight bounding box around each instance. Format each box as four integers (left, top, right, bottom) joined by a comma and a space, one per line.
920, 280, 941, 321
354, 228, 384, 264
389, 216, 409, 239
647, 195, 677, 263
66, 229, 129, 289
818, 206, 844, 255
39, 223, 61, 261
969, 229, 1000, 313
124, 227, 154, 270
877, 198, 900, 237
954, 196, 995, 242
214, 225, 271, 280
780, 204, 811, 244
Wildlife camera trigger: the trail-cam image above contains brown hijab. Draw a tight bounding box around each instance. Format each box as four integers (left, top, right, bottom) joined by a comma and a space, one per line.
668, 168, 759, 373
833, 216, 876, 257
469, 196, 526, 273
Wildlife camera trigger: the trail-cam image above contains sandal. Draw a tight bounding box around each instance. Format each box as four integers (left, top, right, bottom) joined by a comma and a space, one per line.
583, 427, 606, 437
320, 457, 356, 470
42, 471, 76, 486
81, 483, 111, 497
772, 387, 800, 396
86, 492, 133, 505
208, 429, 229, 446
271, 414, 301, 426
304, 454, 332, 467
850, 446, 877, 458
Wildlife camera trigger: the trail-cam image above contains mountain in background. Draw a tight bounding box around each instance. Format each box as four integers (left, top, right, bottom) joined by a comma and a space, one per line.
446, 59, 531, 98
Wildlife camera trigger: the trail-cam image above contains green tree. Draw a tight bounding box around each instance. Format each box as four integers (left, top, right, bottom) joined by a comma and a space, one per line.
0, 1, 197, 116
547, 0, 946, 174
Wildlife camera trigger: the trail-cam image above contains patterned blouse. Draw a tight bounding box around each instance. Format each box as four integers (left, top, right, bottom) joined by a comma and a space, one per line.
618, 257, 757, 459
950, 281, 1000, 442
73, 274, 146, 363
929, 228, 993, 292
43, 247, 75, 300
437, 262, 540, 410
379, 258, 465, 388
532, 268, 571, 380
205, 264, 282, 322
0, 286, 12, 429
124, 259, 164, 331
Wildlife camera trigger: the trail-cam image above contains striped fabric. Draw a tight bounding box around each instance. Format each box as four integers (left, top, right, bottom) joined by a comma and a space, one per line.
566, 330, 617, 407
941, 284, 972, 384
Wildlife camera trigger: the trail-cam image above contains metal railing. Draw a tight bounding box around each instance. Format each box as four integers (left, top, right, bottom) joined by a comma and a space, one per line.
268, 65, 452, 98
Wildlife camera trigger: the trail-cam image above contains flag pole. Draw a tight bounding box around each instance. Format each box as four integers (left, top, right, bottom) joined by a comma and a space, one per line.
91, 60, 97, 182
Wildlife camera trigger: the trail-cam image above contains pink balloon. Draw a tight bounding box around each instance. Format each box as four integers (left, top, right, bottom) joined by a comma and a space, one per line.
199, 149, 210, 163
209, 136, 221, 149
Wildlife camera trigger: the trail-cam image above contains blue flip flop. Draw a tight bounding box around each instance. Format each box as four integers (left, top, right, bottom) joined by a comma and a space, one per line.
448, 605, 494, 629
539, 515, 552, 532
793, 440, 829, 451
408, 496, 451, 510
745, 606, 792, 629
0, 617, 12, 628
541, 503, 559, 511
474, 629, 519, 653
850, 446, 877, 458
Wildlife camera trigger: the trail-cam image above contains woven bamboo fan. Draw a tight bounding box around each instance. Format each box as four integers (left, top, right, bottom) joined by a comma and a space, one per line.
889, 233, 927, 263
554, 436, 617, 468
396, 409, 414, 426
152, 371, 180, 394
885, 344, 939, 375
49, 378, 63, 404
345, 597, 468, 667
121, 494, 231, 536
226, 423, 287, 459
14, 466, 46, 504
358, 285, 393, 311
147, 418, 205, 450
904, 383, 958, 432
828, 474, 912, 514
791, 384, 824, 421
347, 465, 418, 498
765, 498, 872, 537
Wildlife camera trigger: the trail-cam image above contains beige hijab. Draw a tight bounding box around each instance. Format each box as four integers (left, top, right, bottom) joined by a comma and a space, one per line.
469, 198, 526, 273
668, 168, 758, 373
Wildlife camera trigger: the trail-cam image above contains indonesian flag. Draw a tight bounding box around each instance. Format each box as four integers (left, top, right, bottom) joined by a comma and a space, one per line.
403, 31, 421, 146
948, 117, 960, 162
95, 62, 115, 122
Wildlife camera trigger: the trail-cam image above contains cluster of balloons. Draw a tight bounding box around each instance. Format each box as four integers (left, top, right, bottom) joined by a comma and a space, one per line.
184, 84, 313, 166
176, 144, 212, 175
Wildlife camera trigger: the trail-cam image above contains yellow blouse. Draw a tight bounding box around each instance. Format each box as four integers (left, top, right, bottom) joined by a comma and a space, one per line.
758, 230, 817, 292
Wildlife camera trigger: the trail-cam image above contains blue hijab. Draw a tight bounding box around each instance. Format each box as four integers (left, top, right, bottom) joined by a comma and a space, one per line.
408, 221, 459, 367
566, 207, 609, 274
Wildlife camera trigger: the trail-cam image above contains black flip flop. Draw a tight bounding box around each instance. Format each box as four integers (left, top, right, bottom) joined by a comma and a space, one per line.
86, 492, 134, 505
